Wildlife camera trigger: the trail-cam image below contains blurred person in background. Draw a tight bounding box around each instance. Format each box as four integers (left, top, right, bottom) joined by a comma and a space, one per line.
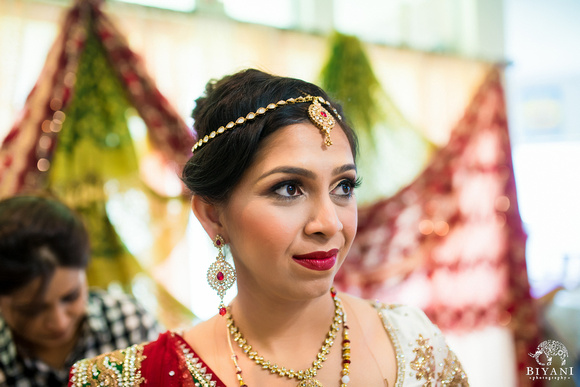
0, 194, 161, 387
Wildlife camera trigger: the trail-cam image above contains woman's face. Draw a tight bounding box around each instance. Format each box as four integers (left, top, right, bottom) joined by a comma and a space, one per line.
218, 122, 358, 300
0, 267, 88, 351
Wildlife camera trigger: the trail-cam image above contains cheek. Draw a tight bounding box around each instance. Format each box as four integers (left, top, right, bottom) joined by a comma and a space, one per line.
69, 289, 88, 320
341, 204, 358, 245
229, 203, 304, 255
6, 314, 41, 340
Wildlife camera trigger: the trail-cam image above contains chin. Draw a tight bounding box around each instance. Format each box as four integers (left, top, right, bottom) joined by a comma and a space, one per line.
296, 278, 335, 299
43, 329, 76, 347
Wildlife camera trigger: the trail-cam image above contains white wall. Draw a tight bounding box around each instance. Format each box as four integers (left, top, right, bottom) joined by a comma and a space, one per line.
504, 2, 580, 383
504, 0, 580, 293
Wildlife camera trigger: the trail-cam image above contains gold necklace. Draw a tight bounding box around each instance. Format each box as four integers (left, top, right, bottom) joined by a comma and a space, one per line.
225, 288, 351, 387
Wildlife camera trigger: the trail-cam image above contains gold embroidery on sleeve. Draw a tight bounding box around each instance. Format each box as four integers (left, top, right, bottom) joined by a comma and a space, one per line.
439, 350, 469, 386
70, 344, 146, 386
410, 334, 436, 386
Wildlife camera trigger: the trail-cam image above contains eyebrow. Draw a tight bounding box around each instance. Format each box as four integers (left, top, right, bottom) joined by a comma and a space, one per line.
13, 285, 81, 309
257, 164, 357, 182
334, 163, 357, 175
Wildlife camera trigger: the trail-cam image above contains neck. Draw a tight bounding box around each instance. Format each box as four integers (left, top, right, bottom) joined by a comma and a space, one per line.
229, 284, 336, 354
15, 333, 78, 369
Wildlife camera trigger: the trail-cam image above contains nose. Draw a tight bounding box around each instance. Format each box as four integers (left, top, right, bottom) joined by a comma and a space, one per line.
304, 195, 343, 237
45, 304, 71, 333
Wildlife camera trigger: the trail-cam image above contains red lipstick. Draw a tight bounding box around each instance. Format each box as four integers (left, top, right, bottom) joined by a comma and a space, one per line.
292, 249, 339, 271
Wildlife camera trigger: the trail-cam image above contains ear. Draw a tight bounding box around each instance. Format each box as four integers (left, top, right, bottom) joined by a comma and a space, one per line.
191, 195, 224, 241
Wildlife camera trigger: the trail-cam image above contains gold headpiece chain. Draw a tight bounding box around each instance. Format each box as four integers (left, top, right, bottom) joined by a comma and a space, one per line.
191, 95, 342, 153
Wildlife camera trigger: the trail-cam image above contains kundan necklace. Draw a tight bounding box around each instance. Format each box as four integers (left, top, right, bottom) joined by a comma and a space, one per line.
225, 288, 351, 387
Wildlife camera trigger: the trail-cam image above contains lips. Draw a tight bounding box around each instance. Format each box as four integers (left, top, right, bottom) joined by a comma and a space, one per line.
292, 248, 339, 271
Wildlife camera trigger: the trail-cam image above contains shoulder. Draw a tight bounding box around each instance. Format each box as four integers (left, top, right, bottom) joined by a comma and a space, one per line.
373, 302, 438, 337
69, 331, 226, 387
0, 315, 17, 385
338, 292, 437, 337
371, 302, 443, 360
0, 314, 13, 354
69, 342, 148, 386
182, 315, 217, 344
339, 292, 435, 334
372, 301, 469, 386
69, 332, 170, 387
338, 293, 468, 386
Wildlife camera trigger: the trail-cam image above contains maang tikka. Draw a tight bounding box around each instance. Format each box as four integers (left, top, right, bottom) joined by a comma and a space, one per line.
207, 234, 236, 316
191, 95, 341, 153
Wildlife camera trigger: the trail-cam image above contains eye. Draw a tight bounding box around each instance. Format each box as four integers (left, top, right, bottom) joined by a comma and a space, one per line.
17, 308, 41, 317
274, 182, 303, 197
330, 178, 359, 197
61, 289, 81, 303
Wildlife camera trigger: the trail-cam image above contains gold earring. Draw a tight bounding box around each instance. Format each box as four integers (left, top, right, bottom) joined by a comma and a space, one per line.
206, 234, 236, 316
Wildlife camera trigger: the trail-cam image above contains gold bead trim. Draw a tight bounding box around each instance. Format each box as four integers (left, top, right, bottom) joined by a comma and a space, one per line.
191, 95, 342, 153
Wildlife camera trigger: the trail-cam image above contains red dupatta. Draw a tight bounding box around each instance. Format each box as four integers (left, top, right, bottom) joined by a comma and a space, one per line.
141, 331, 227, 386
69, 331, 227, 386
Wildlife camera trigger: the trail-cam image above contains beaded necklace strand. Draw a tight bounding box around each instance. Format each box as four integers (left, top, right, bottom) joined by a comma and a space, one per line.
225, 288, 351, 387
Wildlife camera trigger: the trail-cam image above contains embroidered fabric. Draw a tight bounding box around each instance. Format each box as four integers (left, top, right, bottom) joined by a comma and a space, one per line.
69, 331, 226, 387
69, 304, 469, 386
375, 302, 469, 386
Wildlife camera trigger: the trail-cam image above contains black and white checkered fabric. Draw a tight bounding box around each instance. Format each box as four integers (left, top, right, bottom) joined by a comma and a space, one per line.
0, 289, 161, 387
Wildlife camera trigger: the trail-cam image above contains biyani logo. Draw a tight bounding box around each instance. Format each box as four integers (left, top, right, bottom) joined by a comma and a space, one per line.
527, 340, 574, 381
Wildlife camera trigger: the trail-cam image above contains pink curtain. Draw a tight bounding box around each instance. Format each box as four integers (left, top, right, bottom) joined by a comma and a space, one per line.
335, 68, 543, 386
0, 0, 193, 198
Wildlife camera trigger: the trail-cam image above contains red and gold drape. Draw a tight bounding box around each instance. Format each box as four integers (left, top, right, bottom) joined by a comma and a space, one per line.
335, 69, 541, 386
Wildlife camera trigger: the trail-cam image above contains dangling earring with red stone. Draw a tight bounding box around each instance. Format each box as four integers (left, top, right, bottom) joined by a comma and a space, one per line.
207, 234, 236, 316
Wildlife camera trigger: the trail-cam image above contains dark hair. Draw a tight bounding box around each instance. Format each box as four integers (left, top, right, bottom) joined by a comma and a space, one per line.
0, 195, 90, 295
182, 69, 358, 204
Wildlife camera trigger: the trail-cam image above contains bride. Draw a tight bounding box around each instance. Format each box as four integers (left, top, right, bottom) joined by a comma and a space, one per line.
69, 68, 468, 387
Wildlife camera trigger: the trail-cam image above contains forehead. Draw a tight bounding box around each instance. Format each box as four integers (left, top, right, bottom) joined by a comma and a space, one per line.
250, 122, 355, 173
3, 267, 84, 306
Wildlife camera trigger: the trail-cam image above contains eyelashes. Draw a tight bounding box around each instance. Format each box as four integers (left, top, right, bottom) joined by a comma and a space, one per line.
331, 177, 361, 198
271, 180, 303, 199
269, 177, 361, 201
61, 288, 81, 303
16, 307, 41, 317
15, 288, 82, 317
345, 176, 362, 190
